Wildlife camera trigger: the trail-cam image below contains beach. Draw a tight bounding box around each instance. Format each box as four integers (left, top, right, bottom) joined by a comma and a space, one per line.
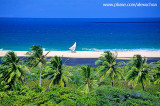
0, 51, 160, 59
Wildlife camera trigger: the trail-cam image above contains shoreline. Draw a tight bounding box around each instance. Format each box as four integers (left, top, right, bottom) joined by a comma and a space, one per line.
0, 51, 160, 59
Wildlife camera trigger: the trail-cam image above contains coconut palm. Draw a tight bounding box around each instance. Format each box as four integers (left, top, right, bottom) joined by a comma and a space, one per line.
43, 56, 72, 88
25, 45, 50, 86
125, 55, 153, 90
95, 51, 123, 87
79, 65, 97, 93
0, 51, 27, 89
154, 60, 160, 84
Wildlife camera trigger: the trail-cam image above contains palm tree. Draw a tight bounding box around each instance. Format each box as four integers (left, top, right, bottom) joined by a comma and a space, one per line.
125, 55, 153, 90
25, 45, 50, 86
43, 56, 71, 88
0, 51, 27, 89
79, 65, 97, 93
154, 60, 160, 84
95, 51, 123, 87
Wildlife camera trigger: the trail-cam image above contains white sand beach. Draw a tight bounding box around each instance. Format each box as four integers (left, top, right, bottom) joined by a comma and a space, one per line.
0, 51, 160, 59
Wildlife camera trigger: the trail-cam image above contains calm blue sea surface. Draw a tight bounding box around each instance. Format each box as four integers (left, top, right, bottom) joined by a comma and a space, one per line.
0, 18, 160, 51
0, 57, 159, 67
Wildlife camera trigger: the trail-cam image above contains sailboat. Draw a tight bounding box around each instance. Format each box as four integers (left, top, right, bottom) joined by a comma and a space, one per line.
69, 42, 76, 53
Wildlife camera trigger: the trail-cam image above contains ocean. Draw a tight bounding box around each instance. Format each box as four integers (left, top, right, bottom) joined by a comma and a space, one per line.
0, 18, 160, 51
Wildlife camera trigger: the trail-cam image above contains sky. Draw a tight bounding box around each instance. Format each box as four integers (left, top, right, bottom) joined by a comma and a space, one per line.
0, 0, 160, 18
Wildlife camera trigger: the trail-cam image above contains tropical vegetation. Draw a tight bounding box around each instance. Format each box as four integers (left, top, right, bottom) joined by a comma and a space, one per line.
125, 55, 153, 90
0, 46, 159, 105
25, 45, 50, 86
95, 51, 124, 87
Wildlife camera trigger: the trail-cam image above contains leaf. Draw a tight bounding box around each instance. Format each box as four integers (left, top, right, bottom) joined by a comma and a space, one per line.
95, 60, 103, 65
115, 71, 121, 79
16, 70, 21, 77
100, 75, 105, 82
49, 71, 59, 88
138, 71, 142, 77
106, 68, 112, 77
8, 72, 15, 83
60, 78, 64, 87
62, 74, 68, 82
63, 70, 72, 76
83, 84, 89, 93
49, 78, 54, 88
128, 80, 133, 86
0, 74, 3, 78
154, 78, 160, 84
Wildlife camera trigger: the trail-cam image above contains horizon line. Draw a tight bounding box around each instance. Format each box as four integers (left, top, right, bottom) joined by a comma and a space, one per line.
0, 17, 160, 19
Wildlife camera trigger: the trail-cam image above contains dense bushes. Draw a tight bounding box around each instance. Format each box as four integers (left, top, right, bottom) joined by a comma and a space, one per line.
0, 85, 159, 105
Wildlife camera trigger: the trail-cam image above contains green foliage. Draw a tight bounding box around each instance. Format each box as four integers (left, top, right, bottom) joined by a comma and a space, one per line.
68, 65, 84, 86
0, 80, 9, 91
95, 51, 124, 87
0, 51, 28, 90
76, 93, 98, 106
94, 86, 159, 105
79, 65, 98, 93
0, 49, 160, 105
31, 84, 44, 93
154, 60, 160, 84
43, 56, 72, 87
126, 55, 153, 90
0, 74, 159, 106
14, 86, 80, 105
25, 45, 50, 86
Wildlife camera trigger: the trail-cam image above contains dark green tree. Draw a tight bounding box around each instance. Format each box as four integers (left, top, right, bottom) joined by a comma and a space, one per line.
154, 60, 160, 84
25, 45, 50, 86
43, 56, 71, 87
0, 51, 27, 89
79, 65, 97, 93
125, 55, 153, 90
95, 51, 123, 87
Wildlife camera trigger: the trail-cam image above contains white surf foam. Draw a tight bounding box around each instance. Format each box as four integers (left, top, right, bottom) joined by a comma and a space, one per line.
81, 48, 160, 52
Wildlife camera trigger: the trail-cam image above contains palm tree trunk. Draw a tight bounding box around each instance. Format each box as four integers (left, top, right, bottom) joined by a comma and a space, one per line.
40, 64, 42, 87
111, 80, 113, 87
142, 82, 144, 91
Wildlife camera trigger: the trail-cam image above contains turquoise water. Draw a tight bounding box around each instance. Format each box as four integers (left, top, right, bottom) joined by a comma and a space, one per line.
0, 18, 160, 51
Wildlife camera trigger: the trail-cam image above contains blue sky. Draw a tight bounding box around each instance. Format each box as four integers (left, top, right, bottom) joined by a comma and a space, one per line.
0, 0, 160, 18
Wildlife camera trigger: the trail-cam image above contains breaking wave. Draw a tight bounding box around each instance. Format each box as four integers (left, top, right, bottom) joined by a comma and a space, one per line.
81, 48, 160, 52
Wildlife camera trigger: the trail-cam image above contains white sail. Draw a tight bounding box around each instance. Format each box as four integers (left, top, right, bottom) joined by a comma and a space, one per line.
69, 42, 76, 51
